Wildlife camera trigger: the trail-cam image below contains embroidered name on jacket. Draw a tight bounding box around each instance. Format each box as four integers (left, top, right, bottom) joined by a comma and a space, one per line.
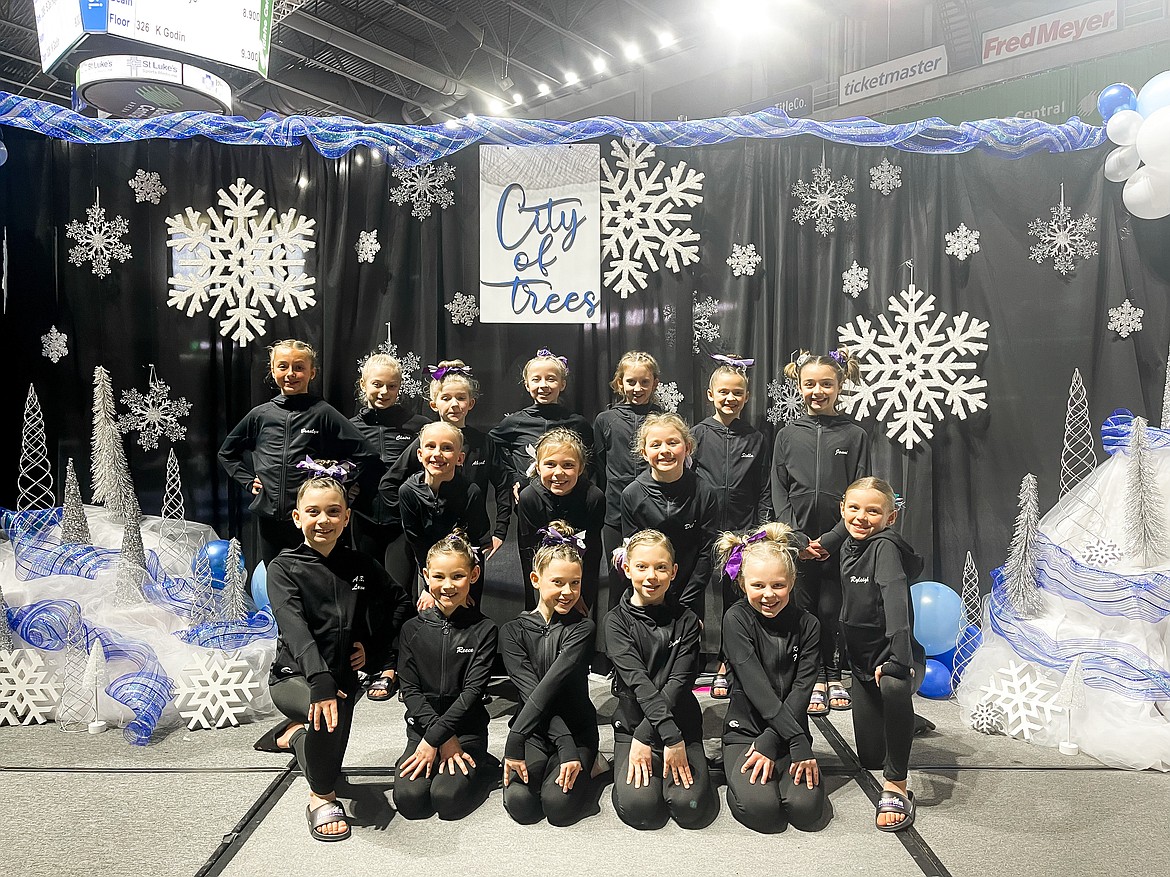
351, 576, 366, 591
835, 448, 848, 455
850, 575, 870, 584
740, 453, 754, 459
669, 637, 683, 647
456, 646, 475, 654
301, 428, 319, 435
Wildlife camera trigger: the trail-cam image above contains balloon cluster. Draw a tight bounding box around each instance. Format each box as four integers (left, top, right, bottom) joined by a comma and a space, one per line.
1099, 74, 1170, 220
910, 581, 967, 700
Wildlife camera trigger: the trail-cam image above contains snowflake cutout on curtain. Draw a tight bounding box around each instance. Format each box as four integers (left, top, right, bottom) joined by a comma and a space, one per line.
791, 162, 856, 236
601, 138, 705, 298
663, 304, 676, 350
117, 367, 193, 451
174, 652, 262, 730
693, 294, 721, 354
869, 157, 902, 196
842, 261, 869, 298
361, 343, 424, 398
1107, 299, 1143, 338
657, 381, 684, 414
969, 698, 1007, 735
41, 325, 68, 363
66, 198, 132, 278
1028, 186, 1098, 276
945, 223, 981, 261
445, 291, 479, 326
0, 649, 61, 726
389, 162, 456, 220
128, 169, 166, 205
979, 660, 1062, 741
167, 178, 317, 347
355, 229, 381, 263
838, 282, 990, 449
767, 378, 804, 426
726, 243, 761, 277
1079, 537, 1123, 567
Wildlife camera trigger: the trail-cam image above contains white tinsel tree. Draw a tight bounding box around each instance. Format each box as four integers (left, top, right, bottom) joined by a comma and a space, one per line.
1001, 473, 1046, 619
91, 367, 133, 520
60, 458, 92, 545
18, 384, 54, 511
0, 582, 14, 652
189, 549, 217, 627
1124, 416, 1170, 568
82, 639, 108, 723
1058, 369, 1097, 498
1054, 654, 1086, 754
224, 539, 248, 621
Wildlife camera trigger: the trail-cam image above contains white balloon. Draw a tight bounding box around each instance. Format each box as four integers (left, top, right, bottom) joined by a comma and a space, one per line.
1107, 109, 1144, 146
1123, 166, 1170, 220
1135, 105, 1170, 170
1104, 145, 1141, 182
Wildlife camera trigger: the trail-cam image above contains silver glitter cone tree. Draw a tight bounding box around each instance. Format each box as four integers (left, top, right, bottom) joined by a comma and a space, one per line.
91, 367, 133, 521
18, 384, 54, 511
1059, 369, 1097, 498
952, 551, 982, 689
114, 491, 147, 606
1124, 416, 1170, 568
189, 549, 217, 627
224, 539, 248, 621
60, 458, 92, 545
0, 582, 14, 652
1001, 474, 1046, 619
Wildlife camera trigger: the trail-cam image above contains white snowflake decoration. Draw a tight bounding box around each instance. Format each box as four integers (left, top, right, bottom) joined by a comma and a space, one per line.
726, 243, 761, 277
128, 169, 166, 205
979, 660, 1063, 742
167, 178, 317, 347
657, 381, 684, 414
693, 294, 721, 354
1028, 186, 1098, 276
969, 698, 1006, 735
117, 367, 192, 451
1079, 536, 1123, 567
869, 158, 902, 196
389, 162, 456, 220
41, 325, 68, 363
791, 162, 856, 236
360, 343, 424, 398
355, 229, 381, 264
445, 291, 479, 326
663, 304, 676, 349
1107, 299, 1143, 338
945, 223, 981, 261
0, 649, 61, 726
173, 652, 262, 730
601, 138, 705, 298
66, 198, 132, 278
767, 378, 804, 426
838, 282, 989, 449
842, 261, 869, 298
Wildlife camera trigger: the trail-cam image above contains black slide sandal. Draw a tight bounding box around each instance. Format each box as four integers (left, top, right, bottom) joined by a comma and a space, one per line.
307, 801, 351, 842
875, 789, 915, 833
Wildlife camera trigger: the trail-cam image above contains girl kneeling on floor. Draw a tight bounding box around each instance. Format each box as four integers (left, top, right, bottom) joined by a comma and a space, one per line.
606, 530, 719, 831
394, 531, 498, 821
716, 523, 825, 833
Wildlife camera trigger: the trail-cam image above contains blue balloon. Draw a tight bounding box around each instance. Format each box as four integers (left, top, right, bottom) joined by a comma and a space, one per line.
1098, 82, 1137, 121
932, 645, 958, 671
911, 581, 963, 656
0, 141, 8, 167
1138, 71, 1170, 118
918, 659, 953, 699
191, 539, 243, 590
251, 561, 270, 611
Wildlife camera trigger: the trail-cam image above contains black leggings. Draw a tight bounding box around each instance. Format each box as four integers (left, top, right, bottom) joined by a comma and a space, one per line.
394, 735, 487, 820
503, 741, 598, 826
269, 676, 355, 797
257, 515, 303, 567
611, 738, 718, 831
851, 664, 924, 782
794, 559, 843, 683
722, 742, 824, 833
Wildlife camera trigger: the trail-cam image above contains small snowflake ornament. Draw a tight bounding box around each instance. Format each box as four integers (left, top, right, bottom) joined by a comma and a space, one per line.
41, 325, 69, 363
117, 365, 192, 451
693, 294, 721, 354
1079, 537, 1123, 567
0, 649, 61, 726
445, 291, 479, 326
355, 229, 381, 264
657, 381, 684, 414
66, 193, 132, 278
869, 157, 902, 196
842, 261, 869, 298
173, 652, 262, 730
128, 169, 166, 205
389, 162, 456, 220
360, 339, 424, 398
945, 223, 981, 261
1028, 184, 1098, 276
1107, 298, 1143, 338
726, 243, 762, 277
969, 699, 1007, 735
792, 162, 856, 236
767, 378, 804, 426
663, 304, 676, 350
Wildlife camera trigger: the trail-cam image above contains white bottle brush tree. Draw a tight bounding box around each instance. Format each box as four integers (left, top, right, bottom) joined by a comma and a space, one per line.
82, 639, 109, 732
91, 366, 134, 522
1124, 416, 1170, 568
1001, 474, 1046, 619
1054, 655, 1086, 756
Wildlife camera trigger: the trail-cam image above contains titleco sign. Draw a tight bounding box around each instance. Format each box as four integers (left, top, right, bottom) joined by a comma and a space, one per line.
982, 1, 1117, 65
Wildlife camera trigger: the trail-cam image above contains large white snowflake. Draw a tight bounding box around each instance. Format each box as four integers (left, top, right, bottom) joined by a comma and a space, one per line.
767, 378, 804, 426
0, 649, 61, 726
167, 178, 317, 347
693, 294, 721, 354
355, 229, 381, 263
791, 162, 856, 236
445, 291, 479, 326
1028, 189, 1098, 276
390, 162, 456, 220
1107, 299, 1143, 338
657, 381, 684, 414
174, 652, 262, 730
979, 660, 1062, 741
869, 157, 902, 196
128, 169, 166, 205
726, 243, 761, 277
945, 223, 981, 261
842, 260, 869, 298
1079, 536, 1123, 567
601, 138, 705, 298
117, 368, 192, 451
41, 325, 68, 363
838, 282, 989, 449
66, 199, 132, 278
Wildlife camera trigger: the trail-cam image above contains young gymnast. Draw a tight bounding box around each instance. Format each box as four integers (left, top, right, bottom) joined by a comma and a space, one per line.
517, 429, 605, 613
716, 523, 824, 833
771, 348, 870, 716
500, 521, 601, 826
261, 477, 411, 842
606, 530, 719, 831
394, 531, 498, 821
218, 339, 377, 565
811, 477, 925, 832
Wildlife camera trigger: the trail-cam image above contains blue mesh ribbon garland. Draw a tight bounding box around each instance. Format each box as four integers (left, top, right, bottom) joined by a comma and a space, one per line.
176, 607, 278, 649
1033, 532, 1170, 623
0, 91, 1105, 163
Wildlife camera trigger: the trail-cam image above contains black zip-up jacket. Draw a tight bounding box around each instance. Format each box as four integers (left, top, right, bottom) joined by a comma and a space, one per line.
770, 414, 870, 538
721, 600, 820, 762
606, 594, 703, 747
267, 543, 412, 701
489, 403, 594, 489
381, 425, 512, 540
399, 604, 498, 746
620, 468, 720, 616
593, 402, 661, 528
398, 471, 491, 573
818, 522, 925, 680
692, 416, 774, 531
350, 405, 432, 525
517, 478, 605, 602
500, 610, 598, 762
219, 394, 378, 520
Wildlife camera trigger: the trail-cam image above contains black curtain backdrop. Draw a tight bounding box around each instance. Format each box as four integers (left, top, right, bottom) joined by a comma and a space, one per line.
2, 126, 1168, 620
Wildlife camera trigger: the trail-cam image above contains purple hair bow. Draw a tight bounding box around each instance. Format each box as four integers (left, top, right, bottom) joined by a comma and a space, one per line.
428, 364, 472, 381
724, 530, 768, 580
296, 456, 355, 483
535, 348, 570, 374
829, 350, 845, 364
538, 527, 587, 552
710, 353, 755, 369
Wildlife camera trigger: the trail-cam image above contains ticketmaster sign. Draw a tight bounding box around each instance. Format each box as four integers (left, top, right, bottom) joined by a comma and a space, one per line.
982, 1, 1117, 65
838, 46, 948, 106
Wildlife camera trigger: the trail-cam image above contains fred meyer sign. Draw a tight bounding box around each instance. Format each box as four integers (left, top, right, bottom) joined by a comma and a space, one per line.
982, 1, 1117, 65
839, 46, 948, 105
